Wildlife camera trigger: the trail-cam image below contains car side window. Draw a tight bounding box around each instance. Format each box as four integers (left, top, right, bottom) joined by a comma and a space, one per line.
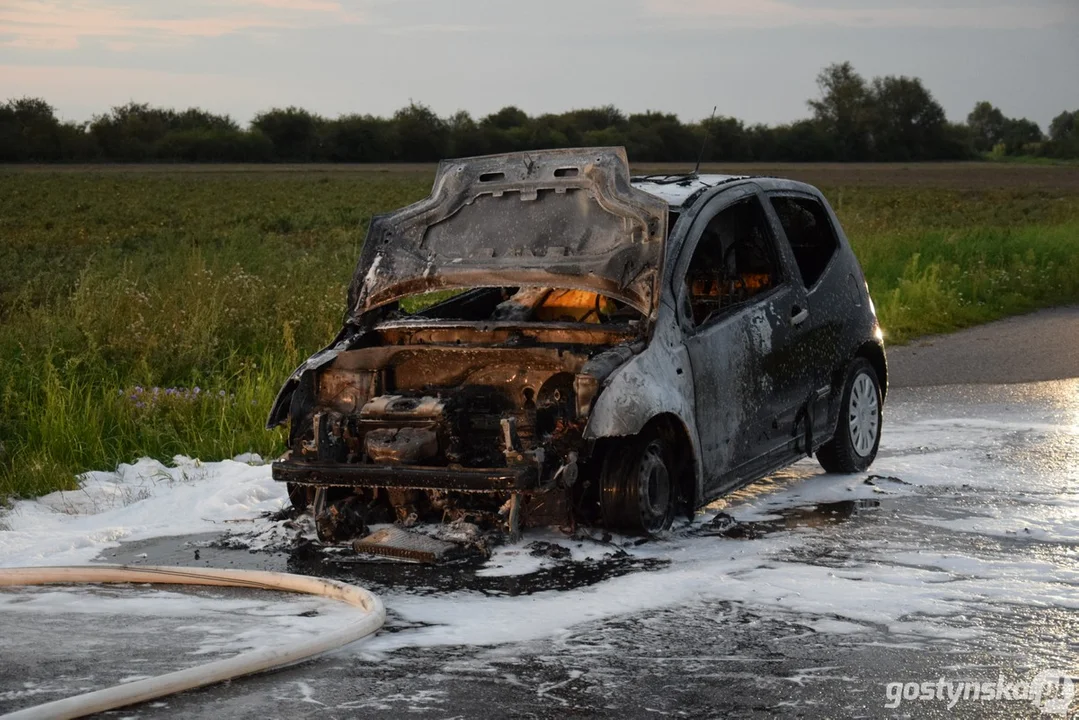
683, 197, 781, 328
768, 196, 839, 288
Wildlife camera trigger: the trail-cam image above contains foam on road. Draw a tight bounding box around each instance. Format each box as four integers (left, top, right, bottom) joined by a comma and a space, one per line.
1, 380, 1077, 717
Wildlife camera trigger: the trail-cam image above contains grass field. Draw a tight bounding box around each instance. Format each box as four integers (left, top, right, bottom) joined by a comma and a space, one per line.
2, 162, 1079, 499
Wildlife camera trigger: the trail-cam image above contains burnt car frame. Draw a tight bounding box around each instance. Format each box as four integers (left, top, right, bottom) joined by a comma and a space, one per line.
267, 147, 886, 540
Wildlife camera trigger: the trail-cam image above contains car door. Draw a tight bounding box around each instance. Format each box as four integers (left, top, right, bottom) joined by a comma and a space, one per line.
766, 191, 848, 447
674, 186, 814, 494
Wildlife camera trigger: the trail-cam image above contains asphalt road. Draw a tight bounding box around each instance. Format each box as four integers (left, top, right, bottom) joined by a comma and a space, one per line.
888, 305, 1079, 388
2, 308, 1078, 720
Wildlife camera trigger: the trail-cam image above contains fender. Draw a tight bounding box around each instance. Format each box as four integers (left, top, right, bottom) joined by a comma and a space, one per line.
583, 321, 705, 502
265, 325, 362, 429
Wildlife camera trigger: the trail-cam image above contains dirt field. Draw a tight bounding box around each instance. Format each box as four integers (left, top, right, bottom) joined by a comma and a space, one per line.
9, 161, 1079, 189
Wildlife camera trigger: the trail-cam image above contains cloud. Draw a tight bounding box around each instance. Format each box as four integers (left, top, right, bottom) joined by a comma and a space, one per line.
0, 0, 368, 50
640, 0, 1077, 30
377, 23, 490, 37
0, 63, 255, 109
240, 0, 346, 9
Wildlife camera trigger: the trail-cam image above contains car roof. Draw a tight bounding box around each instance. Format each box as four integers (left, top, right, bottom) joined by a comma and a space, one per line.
631, 173, 819, 210
630, 174, 746, 209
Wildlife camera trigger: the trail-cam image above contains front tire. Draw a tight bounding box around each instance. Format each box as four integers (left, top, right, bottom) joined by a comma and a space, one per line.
600, 429, 676, 535
817, 358, 882, 473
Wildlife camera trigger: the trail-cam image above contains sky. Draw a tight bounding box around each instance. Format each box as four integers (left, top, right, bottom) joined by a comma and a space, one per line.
1, 0, 1077, 130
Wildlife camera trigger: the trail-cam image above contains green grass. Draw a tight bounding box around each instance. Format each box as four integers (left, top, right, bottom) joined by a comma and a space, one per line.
2, 167, 1078, 499
857, 223, 1079, 340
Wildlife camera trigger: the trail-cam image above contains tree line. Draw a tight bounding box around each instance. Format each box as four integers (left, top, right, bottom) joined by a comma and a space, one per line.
2, 63, 1076, 163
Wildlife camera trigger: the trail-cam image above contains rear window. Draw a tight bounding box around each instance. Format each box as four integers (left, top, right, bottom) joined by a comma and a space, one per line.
769, 196, 839, 288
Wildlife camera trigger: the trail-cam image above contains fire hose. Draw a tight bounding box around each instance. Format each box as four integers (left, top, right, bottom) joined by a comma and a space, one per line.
0, 565, 386, 720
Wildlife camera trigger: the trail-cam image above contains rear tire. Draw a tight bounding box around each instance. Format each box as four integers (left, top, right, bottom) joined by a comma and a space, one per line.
600, 428, 676, 536
817, 358, 882, 473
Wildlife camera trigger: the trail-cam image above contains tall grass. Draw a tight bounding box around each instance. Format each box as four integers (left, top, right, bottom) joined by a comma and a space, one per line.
1, 169, 1078, 498
2, 349, 294, 497
855, 223, 1079, 341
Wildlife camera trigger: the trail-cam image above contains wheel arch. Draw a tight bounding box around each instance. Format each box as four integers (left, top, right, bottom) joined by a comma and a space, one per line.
582, 338, 704, 511
592, 411, 700, 531
823, 339, 888, 447
855, 340, 888, 401
817, 342, 885, 473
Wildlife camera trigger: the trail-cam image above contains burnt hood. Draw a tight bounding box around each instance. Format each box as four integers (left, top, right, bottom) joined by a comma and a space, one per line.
346, 147, 668, 321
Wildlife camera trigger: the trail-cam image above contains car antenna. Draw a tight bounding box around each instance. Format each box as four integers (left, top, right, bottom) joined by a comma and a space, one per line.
638, 106, 717, 185
693, 106, 718, 176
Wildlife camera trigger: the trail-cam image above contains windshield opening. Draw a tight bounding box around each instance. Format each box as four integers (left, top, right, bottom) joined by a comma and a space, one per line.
399, 289, 469, 314
391, 287, 645, 325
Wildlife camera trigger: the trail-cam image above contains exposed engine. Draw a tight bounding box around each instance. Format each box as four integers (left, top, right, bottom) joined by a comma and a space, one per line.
283, 333, 624, 541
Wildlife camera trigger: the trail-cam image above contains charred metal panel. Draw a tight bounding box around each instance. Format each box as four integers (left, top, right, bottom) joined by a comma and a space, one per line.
265, 325, 364, 429
583, 318, 703, 500
329, 346, 591, 395
372, 321, 639, 348
583, 321, 696, 440
360, 395, 446, 420
364, 427, 439, 464
273, 459, 538, 491
631, 174, 748, 210
318, 368, 378, 414
346, 148, 667, 320
682, 311, 753, 478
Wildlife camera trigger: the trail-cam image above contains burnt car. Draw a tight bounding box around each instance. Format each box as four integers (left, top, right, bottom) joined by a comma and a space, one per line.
267, 147, 886, 541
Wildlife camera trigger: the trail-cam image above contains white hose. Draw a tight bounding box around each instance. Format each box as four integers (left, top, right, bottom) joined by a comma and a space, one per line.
0, 565, 385, 720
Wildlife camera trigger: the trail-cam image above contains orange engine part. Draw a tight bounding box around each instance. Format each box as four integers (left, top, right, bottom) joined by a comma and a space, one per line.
534, 289, 615, 323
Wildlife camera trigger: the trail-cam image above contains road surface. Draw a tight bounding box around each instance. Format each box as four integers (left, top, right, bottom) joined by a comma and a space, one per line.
1, 307, 1077, 719
888, 305, 1079, 388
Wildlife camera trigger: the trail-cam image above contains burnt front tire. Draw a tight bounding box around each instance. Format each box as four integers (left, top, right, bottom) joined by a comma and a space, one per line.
817, 357, 882, 474
600, 429, 676, 536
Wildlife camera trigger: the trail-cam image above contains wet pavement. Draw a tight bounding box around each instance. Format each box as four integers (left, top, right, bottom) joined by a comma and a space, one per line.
2, 380, 1078, 718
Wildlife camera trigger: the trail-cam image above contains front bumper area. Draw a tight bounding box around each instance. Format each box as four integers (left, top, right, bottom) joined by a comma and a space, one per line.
271, 457, 540, 492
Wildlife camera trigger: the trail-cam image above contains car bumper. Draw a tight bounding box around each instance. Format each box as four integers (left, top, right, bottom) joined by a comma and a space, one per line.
271, 458, 540, 492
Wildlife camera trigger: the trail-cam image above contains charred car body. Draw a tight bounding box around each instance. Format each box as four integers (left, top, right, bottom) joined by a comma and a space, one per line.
267, 147, 886, 541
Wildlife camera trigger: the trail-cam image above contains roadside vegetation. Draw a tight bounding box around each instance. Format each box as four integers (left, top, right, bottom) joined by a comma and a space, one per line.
3, 63, 1078, 164
2, 165, 1078, 499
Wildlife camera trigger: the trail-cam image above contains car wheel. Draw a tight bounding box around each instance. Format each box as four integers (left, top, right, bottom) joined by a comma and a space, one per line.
817, 357, 882, 473
600, 429, 676, 535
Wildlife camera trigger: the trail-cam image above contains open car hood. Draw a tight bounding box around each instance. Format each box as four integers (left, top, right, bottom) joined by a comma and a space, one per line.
346, 147, 668, 321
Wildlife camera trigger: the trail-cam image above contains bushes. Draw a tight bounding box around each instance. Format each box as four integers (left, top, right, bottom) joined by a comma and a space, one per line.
1043, 110, 1079, 159
0, 98, 99, 161
251, 107, 322, 161
6, 63, 1076, 164
155, 128, 274, 162
4, 100, 1077, 166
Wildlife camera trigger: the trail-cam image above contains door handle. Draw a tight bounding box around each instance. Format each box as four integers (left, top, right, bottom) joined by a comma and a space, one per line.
791, 307, 809, 326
